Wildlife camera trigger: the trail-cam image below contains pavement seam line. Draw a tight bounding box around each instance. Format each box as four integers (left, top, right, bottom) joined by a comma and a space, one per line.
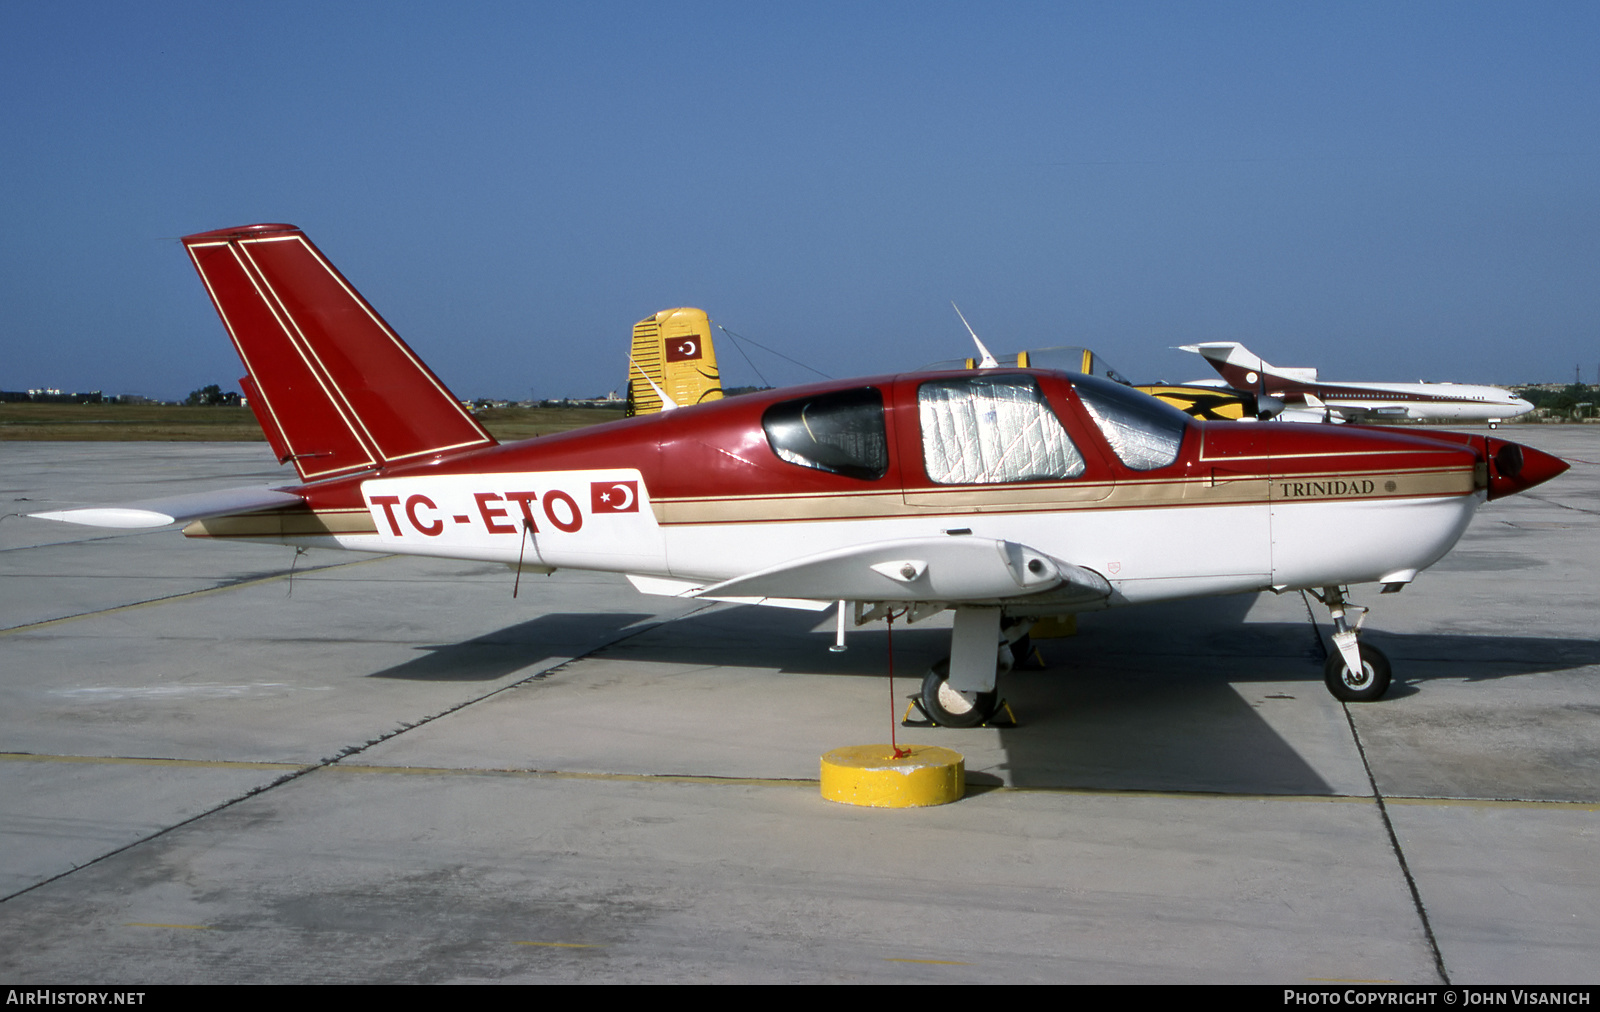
1524, 493, 1600, 516
8, 752, 1594, 807
1342, 702, 1451, 986
1304, 594, 1451, 983
0, 525, 152, 554
310, 602, 724, 774
0, 600, 720, 908
0, 555, 394, 636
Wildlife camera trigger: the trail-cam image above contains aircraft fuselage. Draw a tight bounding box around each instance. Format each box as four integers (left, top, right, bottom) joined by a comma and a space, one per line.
186, 369, 1550, 613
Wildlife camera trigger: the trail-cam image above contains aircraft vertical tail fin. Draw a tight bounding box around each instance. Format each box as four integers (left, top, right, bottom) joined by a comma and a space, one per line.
626, 308, 722, 416
1177, 342, 1319, 388
237, 373, 292, 465
182, 224, 495, 482
1178, 342, 1268, 388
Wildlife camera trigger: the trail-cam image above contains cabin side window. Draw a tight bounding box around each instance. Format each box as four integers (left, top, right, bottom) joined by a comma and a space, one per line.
918, 375, 1085, 484
1071, 373, 1188, 471
762, 387, 889, 481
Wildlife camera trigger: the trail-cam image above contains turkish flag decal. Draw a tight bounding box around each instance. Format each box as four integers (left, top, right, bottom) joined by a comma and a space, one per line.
664, 338, 701, 362
590, 480, 639, 513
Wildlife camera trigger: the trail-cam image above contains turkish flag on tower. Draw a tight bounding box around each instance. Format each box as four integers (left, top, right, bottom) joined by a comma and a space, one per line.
664, 338, 702, 362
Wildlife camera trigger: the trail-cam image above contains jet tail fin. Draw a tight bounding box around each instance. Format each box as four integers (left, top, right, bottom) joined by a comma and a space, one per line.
1177, 342, 1318, 388
182, 224, 495, 481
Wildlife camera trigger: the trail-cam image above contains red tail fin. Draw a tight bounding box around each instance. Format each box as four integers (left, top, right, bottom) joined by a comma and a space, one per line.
182, 224, 495, 481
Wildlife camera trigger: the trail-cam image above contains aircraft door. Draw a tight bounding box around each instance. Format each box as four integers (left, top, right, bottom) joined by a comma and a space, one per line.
1185, 422, 1274, 590
1058, 373, 1273, 597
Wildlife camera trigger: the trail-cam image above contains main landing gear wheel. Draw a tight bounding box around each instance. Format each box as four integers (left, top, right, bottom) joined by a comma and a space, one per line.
921, 659, 999, 728
1324, 643, 1392, 702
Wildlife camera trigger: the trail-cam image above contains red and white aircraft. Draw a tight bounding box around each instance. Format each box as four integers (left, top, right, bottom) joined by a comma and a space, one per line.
31, 225, 1568, 724
1181, 341, 1535, 425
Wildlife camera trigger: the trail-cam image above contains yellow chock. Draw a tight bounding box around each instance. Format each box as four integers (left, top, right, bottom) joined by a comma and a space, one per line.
819, 744, 965, 808
1030, 614, 1077, 639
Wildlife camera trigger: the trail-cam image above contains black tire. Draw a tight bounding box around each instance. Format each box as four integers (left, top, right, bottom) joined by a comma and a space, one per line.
921, 659, 998, 728
1323, 643, 1392, 702
1009, 633, 1034, 669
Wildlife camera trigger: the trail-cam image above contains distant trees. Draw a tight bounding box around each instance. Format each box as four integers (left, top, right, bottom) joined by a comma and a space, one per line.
184, 384, 241, 407
1516, 383, 1597, 420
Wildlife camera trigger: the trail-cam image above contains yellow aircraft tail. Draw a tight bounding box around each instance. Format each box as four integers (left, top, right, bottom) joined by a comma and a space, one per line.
626, 308, 723, 416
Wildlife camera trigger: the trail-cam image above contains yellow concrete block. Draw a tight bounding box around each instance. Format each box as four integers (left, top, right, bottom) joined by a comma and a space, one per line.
819, 744, 965, 808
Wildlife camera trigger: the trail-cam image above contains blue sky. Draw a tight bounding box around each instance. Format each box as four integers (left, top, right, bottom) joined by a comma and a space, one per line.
2, 2, 1596, 400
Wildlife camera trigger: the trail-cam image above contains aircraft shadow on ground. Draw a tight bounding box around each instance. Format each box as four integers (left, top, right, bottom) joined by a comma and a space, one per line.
363, 596, 1600, 794
593, 593, 1600, 687
991, 617, 1600, 792
366, 612, 657, 681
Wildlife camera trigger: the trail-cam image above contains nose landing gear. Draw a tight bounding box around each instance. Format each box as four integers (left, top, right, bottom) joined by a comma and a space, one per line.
1310, 585, 1393, 702
913, 608, 1028, 727
920, 660, 1000, 728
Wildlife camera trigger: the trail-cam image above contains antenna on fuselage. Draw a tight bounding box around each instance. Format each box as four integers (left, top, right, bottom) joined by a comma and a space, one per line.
630, 355, 679, 411
951, 302, 999, 369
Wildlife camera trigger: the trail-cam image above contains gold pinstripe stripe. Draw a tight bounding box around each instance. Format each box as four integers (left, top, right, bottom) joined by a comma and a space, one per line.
184, 507, 378, 538
655, 466, 1475, 525
175, 468, 1475, 535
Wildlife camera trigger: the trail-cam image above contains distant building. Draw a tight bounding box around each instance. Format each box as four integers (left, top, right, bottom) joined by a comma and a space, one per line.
1, 389, 104, 404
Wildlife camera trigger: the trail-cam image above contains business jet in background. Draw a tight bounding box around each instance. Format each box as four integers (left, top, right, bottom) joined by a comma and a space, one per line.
1180, 342, 1534, 426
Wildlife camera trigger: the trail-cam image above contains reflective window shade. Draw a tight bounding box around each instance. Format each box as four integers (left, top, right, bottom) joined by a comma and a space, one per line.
1072, 374, 1188, 471
918, 375, 1085, 484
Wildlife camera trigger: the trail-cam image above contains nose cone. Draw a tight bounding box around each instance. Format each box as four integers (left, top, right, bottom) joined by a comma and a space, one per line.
1507, 397, 1534, 417
1485, 437, 1569, 500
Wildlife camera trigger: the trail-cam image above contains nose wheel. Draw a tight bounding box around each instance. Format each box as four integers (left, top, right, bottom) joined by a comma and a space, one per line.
1310, 585, 1394, 702
920, 659, 1000, 728
908, 608, 1025, 727
1323, 642, 1392, 702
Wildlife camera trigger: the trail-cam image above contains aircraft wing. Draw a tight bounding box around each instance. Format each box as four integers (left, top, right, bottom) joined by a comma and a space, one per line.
625, 574, 834, 611
28, 486, 305, 529
1353, 405, 1410, 417
694, 537, 1111, 605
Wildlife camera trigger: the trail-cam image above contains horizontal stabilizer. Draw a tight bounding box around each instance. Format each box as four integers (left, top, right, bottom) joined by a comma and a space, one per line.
1178, 342, 1318, 386
696, 537, 1110, 604
29, 486, 305, 529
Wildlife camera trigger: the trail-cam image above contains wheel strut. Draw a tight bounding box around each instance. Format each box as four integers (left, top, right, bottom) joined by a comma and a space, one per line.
1309, 585, 1393, 702
1316, 585, 1366, 677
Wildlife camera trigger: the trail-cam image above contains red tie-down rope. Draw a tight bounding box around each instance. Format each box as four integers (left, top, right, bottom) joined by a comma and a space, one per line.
886, 608, 911, 759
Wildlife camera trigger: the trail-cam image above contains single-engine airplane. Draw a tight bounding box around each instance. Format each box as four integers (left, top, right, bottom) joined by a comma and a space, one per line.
30, 225, 1568, 725
1181, 341, 1534, 425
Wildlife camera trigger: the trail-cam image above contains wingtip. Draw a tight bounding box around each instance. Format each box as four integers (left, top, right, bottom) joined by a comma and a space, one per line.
28, 507, 178, 529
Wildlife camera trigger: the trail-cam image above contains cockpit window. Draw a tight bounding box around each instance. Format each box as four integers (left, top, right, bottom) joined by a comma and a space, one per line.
918, 375, 1085, 484
1072, 373, 1188, 470
763, 387, 888, 480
